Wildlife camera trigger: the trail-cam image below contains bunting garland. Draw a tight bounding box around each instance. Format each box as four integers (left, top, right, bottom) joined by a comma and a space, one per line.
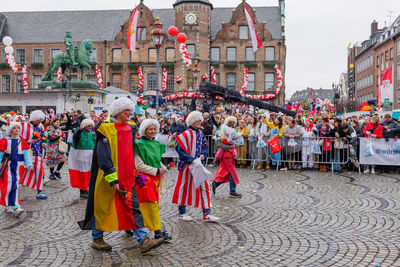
165, 91, 224, 101
202, 74, 208, 80
137, 97, 146, 105
95, 65, 103, 89
161, 67, 168, 92
178, 43, 192, 66
138, 66, 144, 91
240, 67, 249, 94
5, 53, 18, 72
210, 66, 216, 84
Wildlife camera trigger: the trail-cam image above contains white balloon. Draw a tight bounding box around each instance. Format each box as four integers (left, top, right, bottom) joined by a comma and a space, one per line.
4, 46, 14, 54
2, 36, 13, 46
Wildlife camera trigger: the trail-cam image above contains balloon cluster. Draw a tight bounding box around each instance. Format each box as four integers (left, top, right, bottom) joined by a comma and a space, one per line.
167, 26, 191, 66
3, 36, 29, 93
210, 66, 216, 84
95, 65, 103, 89
176, 76, 182, 83
161, 67, 168, 92
57, 67, 63, 82
138, 66, 144, 91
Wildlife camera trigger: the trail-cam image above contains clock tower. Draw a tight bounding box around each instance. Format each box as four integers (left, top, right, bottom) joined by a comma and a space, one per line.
173, 0, 213, 94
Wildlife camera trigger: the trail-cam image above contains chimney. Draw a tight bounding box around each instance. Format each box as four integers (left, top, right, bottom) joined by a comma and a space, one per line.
371, 20, 378, 35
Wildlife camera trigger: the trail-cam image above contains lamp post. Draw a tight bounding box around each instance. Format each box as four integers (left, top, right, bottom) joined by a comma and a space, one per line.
193, 60, 200, 95
151, 17, 166, 114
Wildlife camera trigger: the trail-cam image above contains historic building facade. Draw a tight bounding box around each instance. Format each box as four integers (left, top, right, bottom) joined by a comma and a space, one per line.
0, 0, 286, 107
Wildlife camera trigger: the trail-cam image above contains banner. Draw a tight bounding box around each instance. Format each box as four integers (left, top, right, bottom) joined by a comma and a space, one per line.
378, 66, 393, 105
244, 6, 262, 53
359, 137, 400, 166
127, 8, 139, 52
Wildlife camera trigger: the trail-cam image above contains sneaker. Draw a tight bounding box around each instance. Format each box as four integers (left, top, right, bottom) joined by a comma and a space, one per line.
54, 171, 61, 179
155, 231, 172, 242
363, 169, 370, 174
266, 164, 270, 170
49, 174, 57, 180
140, 235, 164, 253
92, 237, 112, 251
371, 167, 375, 174
125, 230, 133, 236
256, 164, 262, 170
80, 191, 88, 199
212, 182, 216, 195
43, 178, 51, 185
36, 192, 48, 200
6, 207, 14, 214
203, 214, 220, 222
230, 192, 242, 198
178, 214, 193, 221
14, 207, 24, 218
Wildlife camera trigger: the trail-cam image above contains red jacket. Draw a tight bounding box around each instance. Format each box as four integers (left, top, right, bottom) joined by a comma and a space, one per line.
363, 122, 383, 138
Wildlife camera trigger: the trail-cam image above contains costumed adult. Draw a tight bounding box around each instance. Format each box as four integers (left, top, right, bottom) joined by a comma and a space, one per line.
172, 111, 220, 222
19, 110, 48, 199
212, 116, 242, 198
0, 122, 33, 217
45, 118, 67, 180
68, 119, 96, 199
133, 119, 171, 241
78, 97, 163, 253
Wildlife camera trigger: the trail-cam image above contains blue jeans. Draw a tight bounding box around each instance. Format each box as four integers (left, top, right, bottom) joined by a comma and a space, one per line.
92, 219, 148, 246
213, 174, 236, 194
178, 205, 211, 215
271, 152, 281, 166
333, 149, 341, 171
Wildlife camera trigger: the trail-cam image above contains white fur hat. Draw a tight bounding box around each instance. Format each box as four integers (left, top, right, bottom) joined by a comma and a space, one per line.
110, 97, 134, 117
30, 110, 46, 122
139, 119, 160, 137
6, 122, 21, 136
224, 116, 237, 126
186, 111, 203, 127
81, 118, 95, 129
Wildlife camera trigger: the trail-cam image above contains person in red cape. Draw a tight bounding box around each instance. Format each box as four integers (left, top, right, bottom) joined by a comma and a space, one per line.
212, 116, 242, 198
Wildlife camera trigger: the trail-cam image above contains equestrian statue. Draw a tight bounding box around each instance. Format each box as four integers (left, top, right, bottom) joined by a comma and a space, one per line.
43, 31, 93, 82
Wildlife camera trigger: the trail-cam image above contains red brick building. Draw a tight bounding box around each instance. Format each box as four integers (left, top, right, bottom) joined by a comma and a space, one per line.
0, 0, 287, 106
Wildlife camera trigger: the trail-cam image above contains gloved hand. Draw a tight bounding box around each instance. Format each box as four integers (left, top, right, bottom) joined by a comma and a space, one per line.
135, 173, 147, 188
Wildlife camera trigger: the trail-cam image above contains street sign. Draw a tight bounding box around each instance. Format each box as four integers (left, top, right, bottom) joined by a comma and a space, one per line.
384, 98, 389, 107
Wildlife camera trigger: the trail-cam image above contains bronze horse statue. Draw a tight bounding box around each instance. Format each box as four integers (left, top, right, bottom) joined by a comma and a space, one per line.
43, 39, 93, 81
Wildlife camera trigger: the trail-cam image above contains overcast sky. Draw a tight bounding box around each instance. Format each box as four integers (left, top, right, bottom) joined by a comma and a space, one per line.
2, 0, 399, 98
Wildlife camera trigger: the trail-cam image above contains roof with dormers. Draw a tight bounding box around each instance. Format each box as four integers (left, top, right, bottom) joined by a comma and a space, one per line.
0, 5, 282, 43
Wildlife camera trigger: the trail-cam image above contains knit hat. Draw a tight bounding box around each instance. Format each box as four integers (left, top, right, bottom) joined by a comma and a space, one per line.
80, 118, 95, 129
186, 111, 203, 127
30, 110, 46, 122
6, 121, 21, 136
139, 119, 160, 137
110, 97, 134, 117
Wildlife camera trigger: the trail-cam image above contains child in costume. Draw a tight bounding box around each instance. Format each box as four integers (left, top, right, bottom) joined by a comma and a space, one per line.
0, 122, 33, 217
212, 116, 241, 198
134, 119, 171, 241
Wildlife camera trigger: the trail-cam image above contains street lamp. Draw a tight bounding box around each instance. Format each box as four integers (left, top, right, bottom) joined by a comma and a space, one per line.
151, 17, 166, 114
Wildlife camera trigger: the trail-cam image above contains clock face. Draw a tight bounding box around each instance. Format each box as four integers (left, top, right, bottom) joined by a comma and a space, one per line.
185, 13, 197, 25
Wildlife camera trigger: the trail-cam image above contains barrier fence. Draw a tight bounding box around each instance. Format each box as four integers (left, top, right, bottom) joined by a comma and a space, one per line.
158, 134, 400, 173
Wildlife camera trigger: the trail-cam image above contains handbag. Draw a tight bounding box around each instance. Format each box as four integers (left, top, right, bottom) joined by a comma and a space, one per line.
268, 135, 282, 154
0, 139, 21, 178
58, 140, 68, 153
334, 138, 344, 149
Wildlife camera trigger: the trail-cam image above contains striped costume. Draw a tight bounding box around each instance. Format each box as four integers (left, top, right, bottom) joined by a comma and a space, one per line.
0, 137, 32, 207
172, 128, 211, 210
19, 123, 45, 191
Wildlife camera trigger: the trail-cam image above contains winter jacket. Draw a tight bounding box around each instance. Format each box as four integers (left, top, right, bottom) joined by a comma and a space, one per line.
363, 122, 383, 138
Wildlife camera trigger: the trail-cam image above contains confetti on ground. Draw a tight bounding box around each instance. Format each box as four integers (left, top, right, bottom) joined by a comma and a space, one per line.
296, 182, 301, 185
215, 204, 221, 208
237, 246, 246, 250
252, 190, 257, 193
216, 211, 222, 214
224, 207, 229, 209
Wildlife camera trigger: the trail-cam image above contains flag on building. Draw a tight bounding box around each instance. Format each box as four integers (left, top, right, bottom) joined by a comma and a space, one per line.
244, 6, 262, 53
378, 66, 393, 105
127, 8, 139, 52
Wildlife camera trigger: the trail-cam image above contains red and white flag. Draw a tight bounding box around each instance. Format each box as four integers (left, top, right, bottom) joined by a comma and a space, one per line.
127, 8, 139, 52
378, 66, 393, 104
244, 6, 262, 53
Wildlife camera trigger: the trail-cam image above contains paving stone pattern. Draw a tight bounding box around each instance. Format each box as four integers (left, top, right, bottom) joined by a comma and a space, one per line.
1, 167, 400, 266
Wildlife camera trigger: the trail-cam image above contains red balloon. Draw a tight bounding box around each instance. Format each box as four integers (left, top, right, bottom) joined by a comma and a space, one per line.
168, 26, 178, 37
176, 33, 187, 44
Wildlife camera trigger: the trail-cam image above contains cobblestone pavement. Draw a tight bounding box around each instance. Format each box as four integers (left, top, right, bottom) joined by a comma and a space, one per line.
1, 166, 400, 266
